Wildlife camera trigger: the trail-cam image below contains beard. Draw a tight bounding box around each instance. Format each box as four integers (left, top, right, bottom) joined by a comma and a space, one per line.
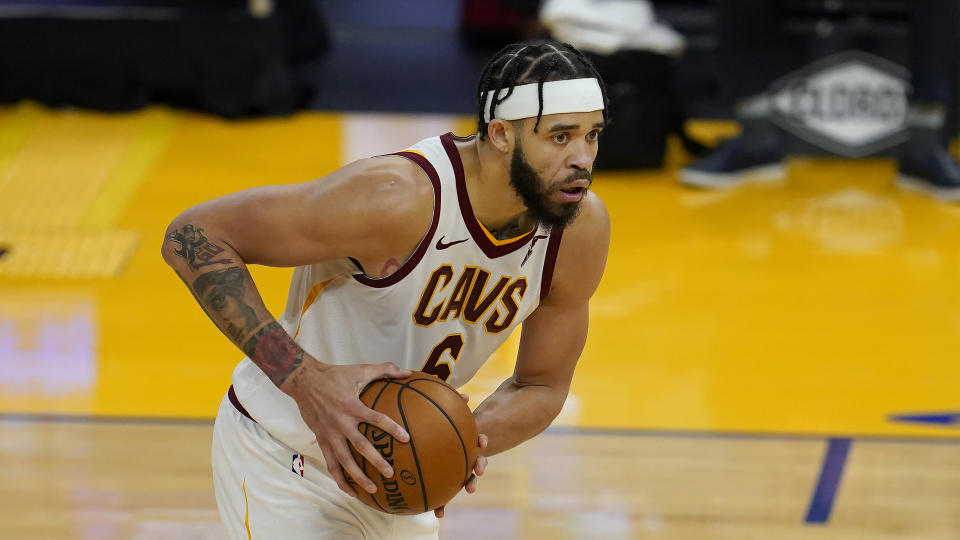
509, 141, 591, 229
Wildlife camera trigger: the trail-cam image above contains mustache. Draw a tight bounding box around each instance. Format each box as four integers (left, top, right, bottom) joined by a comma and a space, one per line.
560, 169, 593, 185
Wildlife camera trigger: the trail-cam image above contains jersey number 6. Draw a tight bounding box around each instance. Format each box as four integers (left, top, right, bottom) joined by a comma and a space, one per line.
421, 334, 463, 382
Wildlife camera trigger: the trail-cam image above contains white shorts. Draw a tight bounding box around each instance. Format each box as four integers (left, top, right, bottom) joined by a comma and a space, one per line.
211, 392, 440, 540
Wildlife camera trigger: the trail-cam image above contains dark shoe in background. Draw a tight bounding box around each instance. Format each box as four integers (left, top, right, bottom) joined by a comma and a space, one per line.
679, 116, 785, 189
897, 146, 960, 202
896, 106, 960, 202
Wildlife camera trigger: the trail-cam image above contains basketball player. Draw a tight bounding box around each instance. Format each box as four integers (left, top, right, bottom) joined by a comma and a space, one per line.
162, 41, 610, 539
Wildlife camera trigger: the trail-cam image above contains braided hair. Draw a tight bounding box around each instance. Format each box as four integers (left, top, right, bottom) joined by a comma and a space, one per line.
476, 40, 609, 140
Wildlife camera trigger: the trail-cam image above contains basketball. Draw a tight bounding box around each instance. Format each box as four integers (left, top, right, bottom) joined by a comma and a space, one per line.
347, 372, 479, 514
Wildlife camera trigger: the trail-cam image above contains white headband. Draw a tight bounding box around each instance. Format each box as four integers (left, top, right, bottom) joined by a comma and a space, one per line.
482, 78, 604, 122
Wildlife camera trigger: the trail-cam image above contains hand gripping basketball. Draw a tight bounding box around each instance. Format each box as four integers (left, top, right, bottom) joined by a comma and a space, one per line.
281, 359, 413, 497
347, 373, 483, 514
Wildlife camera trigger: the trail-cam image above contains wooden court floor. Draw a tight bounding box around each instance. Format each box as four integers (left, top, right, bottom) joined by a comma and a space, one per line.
1, 103, 959, 538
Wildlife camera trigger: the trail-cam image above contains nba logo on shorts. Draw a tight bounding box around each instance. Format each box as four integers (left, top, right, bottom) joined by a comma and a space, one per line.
292, 454, 304, 477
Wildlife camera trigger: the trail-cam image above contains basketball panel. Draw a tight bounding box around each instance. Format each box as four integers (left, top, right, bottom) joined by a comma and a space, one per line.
406, 376, 479, 476
347, 374, 479, 514
350, 380, 428, 514
406, 376, 479, 442
399, 379, 479, 509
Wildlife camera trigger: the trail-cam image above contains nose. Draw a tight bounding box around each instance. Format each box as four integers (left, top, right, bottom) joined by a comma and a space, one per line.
566, 140, 595, 171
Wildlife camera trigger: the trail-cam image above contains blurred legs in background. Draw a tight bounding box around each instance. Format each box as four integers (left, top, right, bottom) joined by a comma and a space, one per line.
679, 0, 795, 188
896, 0, 960, 200
681, 0, 960, 201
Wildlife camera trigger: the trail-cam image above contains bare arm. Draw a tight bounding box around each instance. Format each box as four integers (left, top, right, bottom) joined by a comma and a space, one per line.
161, 156, 435, 495
164, 231, 301, 386
473, 192, 611, 455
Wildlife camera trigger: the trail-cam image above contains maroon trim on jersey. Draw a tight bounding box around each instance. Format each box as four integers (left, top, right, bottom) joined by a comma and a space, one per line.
440, 133, 536, 259
352, 150, 442, 288
228, 385, 255, 423
539, 227, 564, 303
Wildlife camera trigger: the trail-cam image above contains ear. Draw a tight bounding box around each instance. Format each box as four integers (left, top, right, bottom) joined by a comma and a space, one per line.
486, 119, 515, 154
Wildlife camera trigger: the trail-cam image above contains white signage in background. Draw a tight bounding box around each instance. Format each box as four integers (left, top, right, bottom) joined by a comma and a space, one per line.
768, 50, 911, 157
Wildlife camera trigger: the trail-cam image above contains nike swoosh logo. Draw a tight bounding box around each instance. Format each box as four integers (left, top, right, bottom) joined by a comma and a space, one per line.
436, 236, 469, 250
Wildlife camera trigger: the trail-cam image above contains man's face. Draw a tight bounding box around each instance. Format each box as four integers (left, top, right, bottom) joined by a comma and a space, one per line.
509, 111, 603, 228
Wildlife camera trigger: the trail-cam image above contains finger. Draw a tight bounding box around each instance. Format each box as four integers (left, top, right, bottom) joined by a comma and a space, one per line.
459, 392, 469, 403
474, 455, 487, 477
373, 362, 411, 380
465, 473, 478, 494
320, 447, 358, 498
360, 406, 410, 443
338, 467, 360, 498
334, 439, 378, 494
434, 506, 445, 519
478, 433, 488, 449
348, 427, 394, 478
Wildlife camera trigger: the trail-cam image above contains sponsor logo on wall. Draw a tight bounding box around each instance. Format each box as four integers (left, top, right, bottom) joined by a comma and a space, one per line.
768, 50, 911, 157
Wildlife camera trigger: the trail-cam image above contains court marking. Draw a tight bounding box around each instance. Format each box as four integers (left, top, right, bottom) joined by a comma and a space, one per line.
0, 106, 172, 279
0, 229, 141, 278
889, 411, 960, 426
4, 413, 955, 527
0, 413, 214, 426
805, 438, 853, 524
79, 108, 174, 228
3, 412, 960, 444
543, 425, 960, 445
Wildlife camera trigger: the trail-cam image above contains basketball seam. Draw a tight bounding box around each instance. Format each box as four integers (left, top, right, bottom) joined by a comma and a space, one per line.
402, 378, 472, 487
363, 380, 394, 514
396, 382, 430, 513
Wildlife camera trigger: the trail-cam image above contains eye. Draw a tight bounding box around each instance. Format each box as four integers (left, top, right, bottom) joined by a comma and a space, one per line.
552, 133, 569, 144
587, 129, 602, 141
209, 291, 227, 310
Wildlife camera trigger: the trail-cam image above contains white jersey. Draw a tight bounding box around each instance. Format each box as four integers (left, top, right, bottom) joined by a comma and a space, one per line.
231, 133, 563, 458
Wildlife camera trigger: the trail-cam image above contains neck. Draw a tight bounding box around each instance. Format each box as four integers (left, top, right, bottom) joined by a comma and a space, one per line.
459, 137, 532, 235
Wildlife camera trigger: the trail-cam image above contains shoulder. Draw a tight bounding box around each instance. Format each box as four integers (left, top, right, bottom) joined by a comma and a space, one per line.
543, 192, 610, 307
297, 155, 436, 261
320, 155, 434, 210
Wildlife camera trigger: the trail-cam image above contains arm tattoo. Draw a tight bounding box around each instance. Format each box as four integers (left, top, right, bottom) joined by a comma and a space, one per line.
242, 322, 304, 386
192, 267, 260, 343
167, 224, 233, 269
188, 268, 302, 387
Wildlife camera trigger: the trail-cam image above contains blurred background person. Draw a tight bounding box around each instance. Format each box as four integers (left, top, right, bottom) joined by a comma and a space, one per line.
540, 0, 706, 170
679, 0, 960, 202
